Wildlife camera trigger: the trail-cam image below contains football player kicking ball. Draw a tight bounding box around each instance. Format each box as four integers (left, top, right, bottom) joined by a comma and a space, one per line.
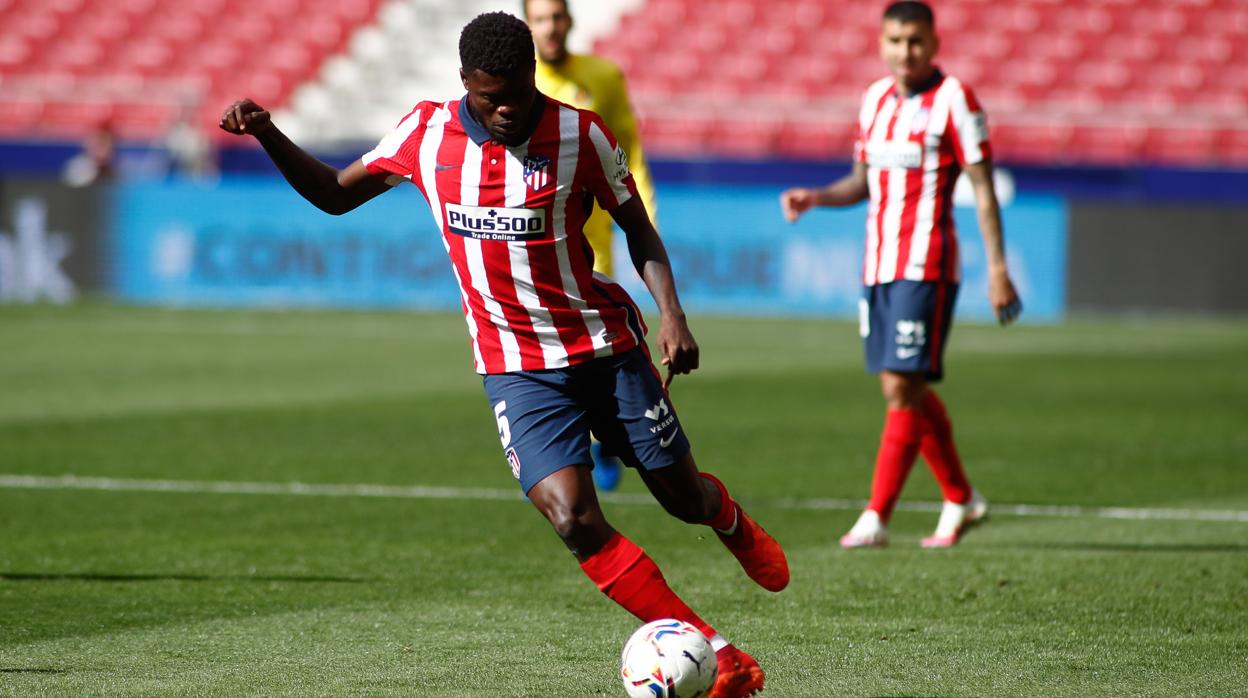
220, 12, 784, 697
780, 1, 1022, 549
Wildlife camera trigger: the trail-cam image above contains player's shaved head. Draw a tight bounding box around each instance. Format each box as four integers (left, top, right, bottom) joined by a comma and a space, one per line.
460, 11, 536, 76
883, 1, 934, 27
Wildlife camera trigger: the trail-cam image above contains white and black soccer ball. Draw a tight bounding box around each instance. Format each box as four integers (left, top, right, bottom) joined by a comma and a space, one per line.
620, 619, 717, 698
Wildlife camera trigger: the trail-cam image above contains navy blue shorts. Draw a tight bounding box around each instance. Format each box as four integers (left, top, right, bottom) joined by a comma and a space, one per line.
481, 348, 691, 493
861, 280, 959, 382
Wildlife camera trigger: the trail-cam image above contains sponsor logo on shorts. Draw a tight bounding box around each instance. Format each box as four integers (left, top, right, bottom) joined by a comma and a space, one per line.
895, 320, 927, 360
645, 398, 678, 444
445, 204, 546, 241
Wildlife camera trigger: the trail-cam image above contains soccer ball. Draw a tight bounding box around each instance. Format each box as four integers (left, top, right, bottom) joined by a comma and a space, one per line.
620, 619, 717, 698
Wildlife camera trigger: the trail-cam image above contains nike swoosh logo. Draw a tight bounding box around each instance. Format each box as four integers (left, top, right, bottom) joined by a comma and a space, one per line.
659, 428, 680, 449
896, 347, 922, 359
435, 163, 461, 171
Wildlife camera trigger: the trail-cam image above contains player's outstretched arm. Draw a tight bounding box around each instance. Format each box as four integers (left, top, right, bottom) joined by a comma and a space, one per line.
611, 197, 698, 386
779, 161, 869, 223
219, 99, 391, 215
964, 160, 1022, 326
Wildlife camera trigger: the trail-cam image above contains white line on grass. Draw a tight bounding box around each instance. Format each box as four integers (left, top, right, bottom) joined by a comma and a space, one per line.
3, 474, 1247, 523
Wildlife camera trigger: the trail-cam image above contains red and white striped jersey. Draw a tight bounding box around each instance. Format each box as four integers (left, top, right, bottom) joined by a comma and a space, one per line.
854, 70, 991, 286
362, 95, 646, 374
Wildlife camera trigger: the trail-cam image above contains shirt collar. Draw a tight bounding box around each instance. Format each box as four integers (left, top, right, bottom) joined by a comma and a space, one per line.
895, 67, 944, 98
458, 92, 548, 147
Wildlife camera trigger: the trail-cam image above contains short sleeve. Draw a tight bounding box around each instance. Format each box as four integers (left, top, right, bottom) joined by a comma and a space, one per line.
949, 84, 992, 165
584, 113, 638, 211
361, 103, 429, 185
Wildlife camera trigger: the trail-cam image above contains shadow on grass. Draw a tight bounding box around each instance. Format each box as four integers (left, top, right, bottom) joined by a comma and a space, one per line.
1003, 542, 1248, 554
0, 668, 66, 674
0, 571, 368, 583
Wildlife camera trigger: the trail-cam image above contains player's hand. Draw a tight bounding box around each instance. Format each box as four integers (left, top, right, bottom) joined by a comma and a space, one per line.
658, 313, 699, 388
780, 187, 816, 223
988, 269, 1023, 326
219, 99, 273, 137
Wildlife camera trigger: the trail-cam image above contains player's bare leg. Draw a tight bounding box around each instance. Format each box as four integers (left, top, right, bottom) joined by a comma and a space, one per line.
637, 451, 789, 593
526, 466, 727, 639
629, 454, 778, 697
529, 465, 764, 697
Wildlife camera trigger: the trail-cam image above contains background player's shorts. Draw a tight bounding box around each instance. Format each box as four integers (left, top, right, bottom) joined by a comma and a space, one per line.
861, 280, 959, 381
481, 348, 691, 493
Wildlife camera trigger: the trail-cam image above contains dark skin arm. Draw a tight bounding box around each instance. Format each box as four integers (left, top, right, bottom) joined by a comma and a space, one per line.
609, 196, 697, 387
218, 99, 391, 215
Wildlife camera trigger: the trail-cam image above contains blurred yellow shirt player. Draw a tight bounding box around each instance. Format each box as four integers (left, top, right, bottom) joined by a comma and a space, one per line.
525, 0, 658, 277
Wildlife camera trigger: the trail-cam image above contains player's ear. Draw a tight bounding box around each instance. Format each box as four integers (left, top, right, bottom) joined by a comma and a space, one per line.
460, 67, 469, 89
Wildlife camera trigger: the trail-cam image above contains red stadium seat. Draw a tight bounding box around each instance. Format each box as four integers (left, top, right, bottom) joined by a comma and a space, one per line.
774, 120, 856, 161
109, 101, 179, 139
39, 101, 114, 136
1143, 127, 1218, 166
1216, 128, 1248, 166
0, 98, 43, 134
1068, 124, 1148, 165
991, 122, 1075, 165
710, 119, 781, 159
639, 116, 709, 157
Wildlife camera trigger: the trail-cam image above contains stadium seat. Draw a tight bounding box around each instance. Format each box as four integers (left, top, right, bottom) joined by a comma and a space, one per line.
1068, 125, 1148, 165
1143, 127, 1218, 166
0, 98, 43, 135
710, 119, 781, 159
639, 116, 709, 157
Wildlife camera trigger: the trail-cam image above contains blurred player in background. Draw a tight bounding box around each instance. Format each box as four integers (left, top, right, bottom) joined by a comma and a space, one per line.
220, 12, 782, 697
780, 1, 1022, 549
523, 0, 660, 492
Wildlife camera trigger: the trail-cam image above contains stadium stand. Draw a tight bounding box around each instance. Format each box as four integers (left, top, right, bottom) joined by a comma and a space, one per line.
0, 0, 378, 140
592, 0, 1248, 166
0, 0, 1244, 167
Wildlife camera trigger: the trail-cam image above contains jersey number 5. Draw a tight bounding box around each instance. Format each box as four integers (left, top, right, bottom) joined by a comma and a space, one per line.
493, 401, 511, 449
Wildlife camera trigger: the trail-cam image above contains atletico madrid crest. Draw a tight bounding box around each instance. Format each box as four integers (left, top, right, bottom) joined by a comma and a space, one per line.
523, 155, 552, 191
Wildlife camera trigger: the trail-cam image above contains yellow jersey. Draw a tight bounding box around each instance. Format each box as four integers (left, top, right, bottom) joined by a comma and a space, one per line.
535, 52, 657, 277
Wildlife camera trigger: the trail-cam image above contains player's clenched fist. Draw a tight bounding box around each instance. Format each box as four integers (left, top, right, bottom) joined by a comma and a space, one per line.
779, 187, 817, 223
219, 99, 272, 136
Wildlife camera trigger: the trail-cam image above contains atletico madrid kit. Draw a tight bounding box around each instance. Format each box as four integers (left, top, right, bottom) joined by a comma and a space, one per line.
361, 94, 687, 490
855, 69, 991, 378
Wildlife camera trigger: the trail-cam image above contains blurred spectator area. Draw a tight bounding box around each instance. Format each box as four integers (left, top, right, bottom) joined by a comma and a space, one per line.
1, 0, 1246, 167
596, 0, 1248, 166
0, 0, 374, 141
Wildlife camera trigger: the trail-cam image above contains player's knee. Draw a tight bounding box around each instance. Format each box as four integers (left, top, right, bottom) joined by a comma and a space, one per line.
543, 500, 606, 544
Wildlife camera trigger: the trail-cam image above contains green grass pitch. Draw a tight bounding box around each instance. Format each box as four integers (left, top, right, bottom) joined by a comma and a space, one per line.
1, 303, 1246, 696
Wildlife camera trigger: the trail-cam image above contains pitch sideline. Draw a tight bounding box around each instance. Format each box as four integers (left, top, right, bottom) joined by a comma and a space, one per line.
2, 473, 1246, 524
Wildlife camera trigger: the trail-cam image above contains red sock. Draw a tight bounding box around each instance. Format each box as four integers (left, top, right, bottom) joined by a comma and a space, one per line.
699, 472, 738, 532
867, 408, 923, 522
919, 390, 972, 504
579, 533, 716, 639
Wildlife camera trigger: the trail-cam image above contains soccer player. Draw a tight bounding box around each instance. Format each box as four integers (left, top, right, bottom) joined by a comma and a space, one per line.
779, 1, 1022, 549
220, 12, 783, 697
523, 0, 660, 492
